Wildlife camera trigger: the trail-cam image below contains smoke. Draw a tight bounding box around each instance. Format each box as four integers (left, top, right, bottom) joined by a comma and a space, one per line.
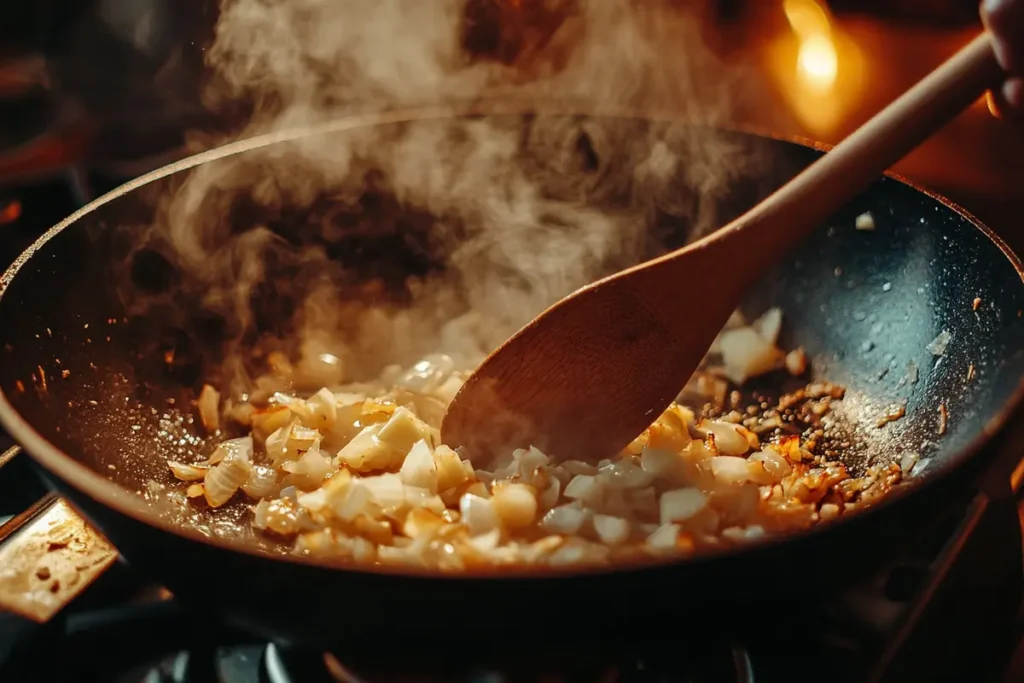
122, 0, 768, 397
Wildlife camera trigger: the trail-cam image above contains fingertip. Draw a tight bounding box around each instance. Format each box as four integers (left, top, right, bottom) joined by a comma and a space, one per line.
1003, 77, 1024, 109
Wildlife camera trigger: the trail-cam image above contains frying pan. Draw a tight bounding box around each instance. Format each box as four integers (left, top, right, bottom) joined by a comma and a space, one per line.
1, 109, 1023, 655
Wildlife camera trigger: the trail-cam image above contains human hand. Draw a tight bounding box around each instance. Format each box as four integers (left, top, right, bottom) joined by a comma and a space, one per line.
982, 0, 1024, 118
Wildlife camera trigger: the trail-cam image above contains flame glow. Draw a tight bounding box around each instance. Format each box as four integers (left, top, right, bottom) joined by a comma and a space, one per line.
784, 0, 838, 93
767, 0, 862, 136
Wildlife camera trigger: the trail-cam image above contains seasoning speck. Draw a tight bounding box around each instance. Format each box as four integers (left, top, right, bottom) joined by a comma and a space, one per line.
967, 363, 976, 382
882, 282, 892, 292
36, 566, 51, 580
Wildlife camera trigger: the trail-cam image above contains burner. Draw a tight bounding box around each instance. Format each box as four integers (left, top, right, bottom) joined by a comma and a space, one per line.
255, 641, 755, 683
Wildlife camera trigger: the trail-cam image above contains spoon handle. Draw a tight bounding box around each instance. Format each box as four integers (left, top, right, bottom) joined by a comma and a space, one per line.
683, 31, 1002, 280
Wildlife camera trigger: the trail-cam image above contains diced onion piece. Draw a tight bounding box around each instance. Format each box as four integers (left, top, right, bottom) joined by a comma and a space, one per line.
660, 488, 708, 525
640, 447, 686, 482
538, 476, 561, 510
646, 523, 680, 549
399, 440, 438, 491
647, 404, 693, 452
208, 436, 253, 465
541, 503, 588, 535
266, 422, 320, 465
361, 473, 406, 513
376, 406, 433, 456
434, 445, 470, 492
719, 327, 783, 384
492, 483, 538, 529
335, 423, 403, 472
186, 483, 205, 498
432, 375, 465, 404
333, 481, 381, 522
460, 493, 500, 536
306, 387, 339, 431
699, 420, 750, 456
242, 464, 280, 499
196, 384, 221, 432
752, 308, 783, 345
564, 474, 603, 505
281, 448, 333, 490
855, 212, 875, 230
168, 461, 209, 481
710, 456, 754, 485
749, 450, 792, 480
251, 406, 292, 440
785, 348, 808, 376
203, 456, 252, 507
600, 459, 655, 489
296, 488, 329, 512
515, 446, 550, 473
403, 508, 444, 538
592, 514, 630, 545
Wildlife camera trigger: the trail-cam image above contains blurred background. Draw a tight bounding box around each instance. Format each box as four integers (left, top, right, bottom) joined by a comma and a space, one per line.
0, 0, 1021, 270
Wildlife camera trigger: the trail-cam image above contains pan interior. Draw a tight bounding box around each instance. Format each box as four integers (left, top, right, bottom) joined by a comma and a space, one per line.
1, 113, 1023, 556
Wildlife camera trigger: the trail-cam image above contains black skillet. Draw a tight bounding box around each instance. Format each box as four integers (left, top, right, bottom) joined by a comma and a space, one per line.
0, 110, 1022, 656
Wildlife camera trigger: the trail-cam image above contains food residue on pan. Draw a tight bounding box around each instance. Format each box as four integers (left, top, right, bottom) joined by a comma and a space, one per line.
855, 212, 876, 231
966, 363, 976, 382
926, 330, 951, 357
875, 403, 907, 429
937, 403, 948, 436
163, 309, 911, 571
972, 297, 982, 311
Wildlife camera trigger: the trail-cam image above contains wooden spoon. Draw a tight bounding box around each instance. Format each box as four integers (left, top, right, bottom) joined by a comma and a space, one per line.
441, 32, 1002, 463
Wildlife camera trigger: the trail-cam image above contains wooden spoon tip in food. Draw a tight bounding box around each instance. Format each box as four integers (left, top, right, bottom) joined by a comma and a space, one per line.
442, 32, 1002, 463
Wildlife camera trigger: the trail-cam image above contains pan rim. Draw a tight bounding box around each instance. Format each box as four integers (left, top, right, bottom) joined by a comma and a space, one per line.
1, 102, 1023, 581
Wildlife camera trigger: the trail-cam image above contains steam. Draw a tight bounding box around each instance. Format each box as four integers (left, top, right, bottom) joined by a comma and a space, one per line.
124, 0, 768, 397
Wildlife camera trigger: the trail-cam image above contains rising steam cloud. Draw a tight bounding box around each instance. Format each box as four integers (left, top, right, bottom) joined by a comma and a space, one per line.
124, 0, 768, 396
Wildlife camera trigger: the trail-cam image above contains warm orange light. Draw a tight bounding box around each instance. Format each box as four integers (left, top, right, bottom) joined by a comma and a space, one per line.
797, 32, 838, 92
784, 0, 830, 36
783, 0, 839, 95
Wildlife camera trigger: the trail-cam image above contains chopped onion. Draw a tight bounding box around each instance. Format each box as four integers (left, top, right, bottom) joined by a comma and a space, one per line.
203, 456, 252, 507
719, 327, 783, 384
459, 493, 500, 536
592, 514, 630, 545
399, 439, 438, 491
281, 448, 333, 490
492, 483, 538, 529
710, 456, 754, 485
541, 502, 588, 535
659, 488, 708, 525
361, 473, 406, 513
646, 523, 680, 549
698, 420, 750, 456
196, 384, 221, 433
752, 308, 783, 346
434, 445, 470, 493
242, 464, 280, 499
335, 423, 403, 472
168, 461, 209, 481
564, 474, 603, 505
208, 436, 253, 465
376, 406, 433, 456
